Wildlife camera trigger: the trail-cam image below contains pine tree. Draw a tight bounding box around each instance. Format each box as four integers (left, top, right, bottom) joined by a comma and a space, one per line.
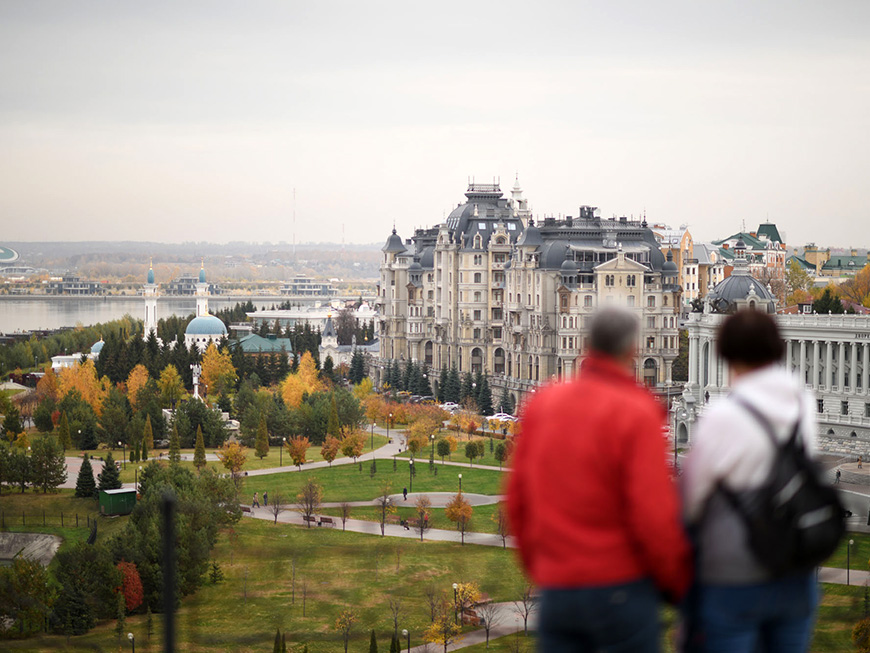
75, 454, 97, 498
114, 591, 126, 643
327, 394, 340, 438
498, 387, 512, 414
143, 414, 154, 449
97, 451, 122, 491
389, 633, 398, 653
169, 421, 181, 464
30, 436, 67, 493
58, 411, 72, 451
437, 367, 448, 403
254, 419, 269, 460
322, 355, 335, 383
460, 372, 475, 403
273, 628, 282, 653
419, 366, 433, 396
349, 350, 365, 385
369, 629, 378, 653
141, 436, 148, 462
130, 437, 139, 463
447, 366, 461, 403
477, 375, 493, 416
193, 426, 206, 470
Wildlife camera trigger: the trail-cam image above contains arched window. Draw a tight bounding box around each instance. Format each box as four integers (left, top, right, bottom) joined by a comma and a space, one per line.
647, 296, 656, 308
474, 272, 482, 284
471, 347, 483, 374
494, 347, 505, 374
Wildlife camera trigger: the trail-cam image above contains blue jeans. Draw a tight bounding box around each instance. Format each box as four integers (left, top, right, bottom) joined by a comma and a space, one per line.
538, 579, 660, 653
695, 573, 817, 653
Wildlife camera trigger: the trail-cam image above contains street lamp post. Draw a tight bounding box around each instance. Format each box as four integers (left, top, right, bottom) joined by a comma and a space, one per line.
280, 437, 286, 466
119, 441, 126, 469
430, 434, 435, 459
458, 473, 462, 494
452, 583, 459, 624
848, 539, 855, 585
409, 459, 414, 494
135, 466, 142, 494
388, 412, 393, 442
127, 632, 135, 653
402, 628, 410, 652
371, 421, 375, 450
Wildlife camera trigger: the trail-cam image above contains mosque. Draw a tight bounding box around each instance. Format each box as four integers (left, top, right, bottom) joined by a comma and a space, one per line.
143, 260, 227, 351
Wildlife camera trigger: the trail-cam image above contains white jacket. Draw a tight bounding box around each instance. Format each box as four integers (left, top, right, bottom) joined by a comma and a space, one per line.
683, 364, 818, 583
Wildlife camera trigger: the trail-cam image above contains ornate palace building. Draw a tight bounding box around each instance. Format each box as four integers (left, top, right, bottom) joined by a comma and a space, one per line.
377, 181, 683, 405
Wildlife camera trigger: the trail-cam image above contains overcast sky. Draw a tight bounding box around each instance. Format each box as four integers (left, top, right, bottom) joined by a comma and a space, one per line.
1, 1, 868, 248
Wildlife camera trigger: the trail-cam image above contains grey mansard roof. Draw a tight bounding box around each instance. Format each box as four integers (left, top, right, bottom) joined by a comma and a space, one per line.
382, 229, 407, 253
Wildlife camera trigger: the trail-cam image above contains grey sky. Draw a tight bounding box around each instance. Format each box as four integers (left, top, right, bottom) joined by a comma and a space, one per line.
1, 1, 868, 248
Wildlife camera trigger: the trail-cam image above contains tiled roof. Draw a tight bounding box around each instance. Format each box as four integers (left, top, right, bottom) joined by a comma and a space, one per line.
234, 333, 293, 354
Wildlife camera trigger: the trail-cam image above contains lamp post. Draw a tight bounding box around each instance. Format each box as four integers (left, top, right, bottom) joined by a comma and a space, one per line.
676, 409, 687, 468
388, 412, 393, 442
409, 459, 414, 494
402, 628, 410, 652
135, 465, 142, 494
848, 539, 855, 585
371, 421, 375, 450
119, 441, 126, 469
452, 583, 459, 624
280, 437, 286, 466
127, 632, 135, 653
430, 434, 435, 459
458, 473, 462, 494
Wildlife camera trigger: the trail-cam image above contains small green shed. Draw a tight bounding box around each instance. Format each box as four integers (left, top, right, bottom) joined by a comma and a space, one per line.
99, 488, 137, 516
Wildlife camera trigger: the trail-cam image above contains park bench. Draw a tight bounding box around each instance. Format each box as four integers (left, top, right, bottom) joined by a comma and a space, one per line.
386, 514, 401, 525
302, 515, 318, 526
240, 505, 252, 514
318, 516, 335, 528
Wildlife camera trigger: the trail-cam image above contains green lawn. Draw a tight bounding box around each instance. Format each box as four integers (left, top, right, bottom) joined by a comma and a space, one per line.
242, 460, 505, 503
319, 502, 503, 535
76, 434, 389, 483
6, 515, 527, 651
397, 432, 512, 469
824, 532, 870, 570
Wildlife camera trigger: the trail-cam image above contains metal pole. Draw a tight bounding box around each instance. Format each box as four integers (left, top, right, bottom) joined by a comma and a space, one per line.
162, 491, 177, 652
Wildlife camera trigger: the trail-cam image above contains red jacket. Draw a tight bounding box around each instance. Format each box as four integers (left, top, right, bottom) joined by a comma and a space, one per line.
506, 354, 691, 601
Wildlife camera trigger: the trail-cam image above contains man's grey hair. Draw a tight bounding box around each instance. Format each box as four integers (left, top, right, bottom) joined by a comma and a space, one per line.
588, 306, 639, 357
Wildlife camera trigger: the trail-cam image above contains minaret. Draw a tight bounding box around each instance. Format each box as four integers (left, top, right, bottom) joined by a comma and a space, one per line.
195, 259, 209, 317
143, 258, 158, 340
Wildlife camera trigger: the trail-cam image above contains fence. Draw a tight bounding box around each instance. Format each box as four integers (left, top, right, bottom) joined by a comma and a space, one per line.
0, 510, 99, 530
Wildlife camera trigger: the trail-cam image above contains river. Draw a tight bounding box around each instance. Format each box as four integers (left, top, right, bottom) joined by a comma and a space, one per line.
0, 296, 286, 333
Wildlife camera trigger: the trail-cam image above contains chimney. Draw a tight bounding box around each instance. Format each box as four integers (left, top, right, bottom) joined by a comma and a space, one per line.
851, 248, 857, 257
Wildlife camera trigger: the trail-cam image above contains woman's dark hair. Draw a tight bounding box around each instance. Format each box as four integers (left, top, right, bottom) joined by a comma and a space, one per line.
717, 309, 784, 366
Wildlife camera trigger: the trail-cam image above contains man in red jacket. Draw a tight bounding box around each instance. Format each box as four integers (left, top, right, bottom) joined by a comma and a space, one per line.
507, 307, 691, 652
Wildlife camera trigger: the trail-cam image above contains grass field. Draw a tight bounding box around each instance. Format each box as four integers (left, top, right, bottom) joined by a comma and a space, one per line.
241, 460, 505, 503
76, 434, 389, 483
396, 432, 512, 469
319, 502, 503, 535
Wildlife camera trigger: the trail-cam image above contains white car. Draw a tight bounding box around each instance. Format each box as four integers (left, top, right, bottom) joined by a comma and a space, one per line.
439, 402, 460, 413
489, 413, 517, 422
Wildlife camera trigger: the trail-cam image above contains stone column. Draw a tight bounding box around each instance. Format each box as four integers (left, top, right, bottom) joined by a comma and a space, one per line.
666, 360, 673, 385
813, 340, 821, 390
708, 338, 717, 389
850, 341, 858, 393
863, 343, 870, 395
688, 334, 699, 386
825, 341, 833, 390
799, 340, 807, 387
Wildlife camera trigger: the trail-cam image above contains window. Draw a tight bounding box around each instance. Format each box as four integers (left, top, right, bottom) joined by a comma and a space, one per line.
474, 272, 482, 283
646, 336, 655, 350
473, 310, 481, 321
627, 275, 636, 287
647, 296, 656, 308
627, 296, 635, 307
584, 295, 593, 307
865, 403, 870, 418
473, 291, 481, 302
473, 328, 481, 340
817, 399, 824, 414
493, 327, 502, 340
605, 275, 614, 287
647, 317, 656, 329
841, 401, 849, 416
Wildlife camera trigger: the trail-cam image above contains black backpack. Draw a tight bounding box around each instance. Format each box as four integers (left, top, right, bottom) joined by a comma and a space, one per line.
720, 396, 845, 578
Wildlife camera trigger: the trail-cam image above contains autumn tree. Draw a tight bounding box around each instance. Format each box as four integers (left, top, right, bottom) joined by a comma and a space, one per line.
281, 351, 324, 409
445, 492, 473, 544
334, 608, 358, 653
116, 561, 144, 612
785, 259, 814, 306
414, 494, 432, 542
126, 365, 150, 410
200, 343, 238, 400
320, 436, 341, 468
840, 264, 870, 308
193, 426, 206, 471
286, 435, 310, 470
353, 377, 374, 401
57, 358, 111, 416
436, 438, 451, 463
455, 582, 482, 623
216, 442, 247, 486
494, 442, 508, 469
375, 481, 395, 536
268, 491, 286, 524
255, 417, 270, 460
296, 477, 323, 527
340, 430, 366, 462
158, 364, 185, 407
424, 599, 462, 653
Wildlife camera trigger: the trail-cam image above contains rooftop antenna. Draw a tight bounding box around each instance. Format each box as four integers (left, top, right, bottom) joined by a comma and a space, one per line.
741, 218, 746, 233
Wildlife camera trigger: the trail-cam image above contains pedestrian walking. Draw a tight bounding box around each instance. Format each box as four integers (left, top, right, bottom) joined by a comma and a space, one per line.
836, 468, 842, 484
263, 491, 268, 506
683, 310, 824, 652
402, 487, 408, 500
859, 456, 863, 470
508, 307, 690, 652
252, 492, 260, 508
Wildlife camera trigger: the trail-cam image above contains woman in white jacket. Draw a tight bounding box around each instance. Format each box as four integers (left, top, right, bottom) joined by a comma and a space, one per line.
683, 310, 819, 652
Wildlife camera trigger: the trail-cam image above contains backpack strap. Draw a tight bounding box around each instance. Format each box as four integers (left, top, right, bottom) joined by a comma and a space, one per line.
732, 395, 803, 451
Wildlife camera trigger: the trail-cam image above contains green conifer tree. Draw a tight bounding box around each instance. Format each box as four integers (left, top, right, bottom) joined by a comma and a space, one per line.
193, 426, 206, 470
273, 628, 282, 653
141, 436, 148, 462
97, 451, 122, 490
143, 414, 154, 449
130, 437, 139, 463
58, 411, 72, 451
169, 421, 181, 464
75, 454, 97, 498
327, 393, 341, 438
369, 629, 378, 653
254, 418, 269, 460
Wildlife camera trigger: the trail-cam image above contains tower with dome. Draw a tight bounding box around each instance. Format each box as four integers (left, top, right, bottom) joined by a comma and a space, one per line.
143, 259, 159, 341
184, 261, 227, 351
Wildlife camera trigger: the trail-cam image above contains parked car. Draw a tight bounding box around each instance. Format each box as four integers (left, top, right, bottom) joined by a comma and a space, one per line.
489, 413, 517, 422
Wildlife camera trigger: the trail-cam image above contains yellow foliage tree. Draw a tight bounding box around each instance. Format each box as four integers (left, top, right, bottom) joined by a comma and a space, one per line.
340, 429, 366, 461
35, 367, 59, 403
158, 365, 185, 407
281, 352, 324, 409
57, 359, 111, 416
216, 442, 247, 486
423, 600, 462, 652
352, 377, 374, 401
286, 435, 310, 469
200, 343, 238, 399
126, 364, 150, 410
445, 492, 474, 544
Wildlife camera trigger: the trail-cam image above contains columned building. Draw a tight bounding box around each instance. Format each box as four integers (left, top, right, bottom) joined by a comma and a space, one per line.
377, 181, 683, 406
674, 242, 870, 453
